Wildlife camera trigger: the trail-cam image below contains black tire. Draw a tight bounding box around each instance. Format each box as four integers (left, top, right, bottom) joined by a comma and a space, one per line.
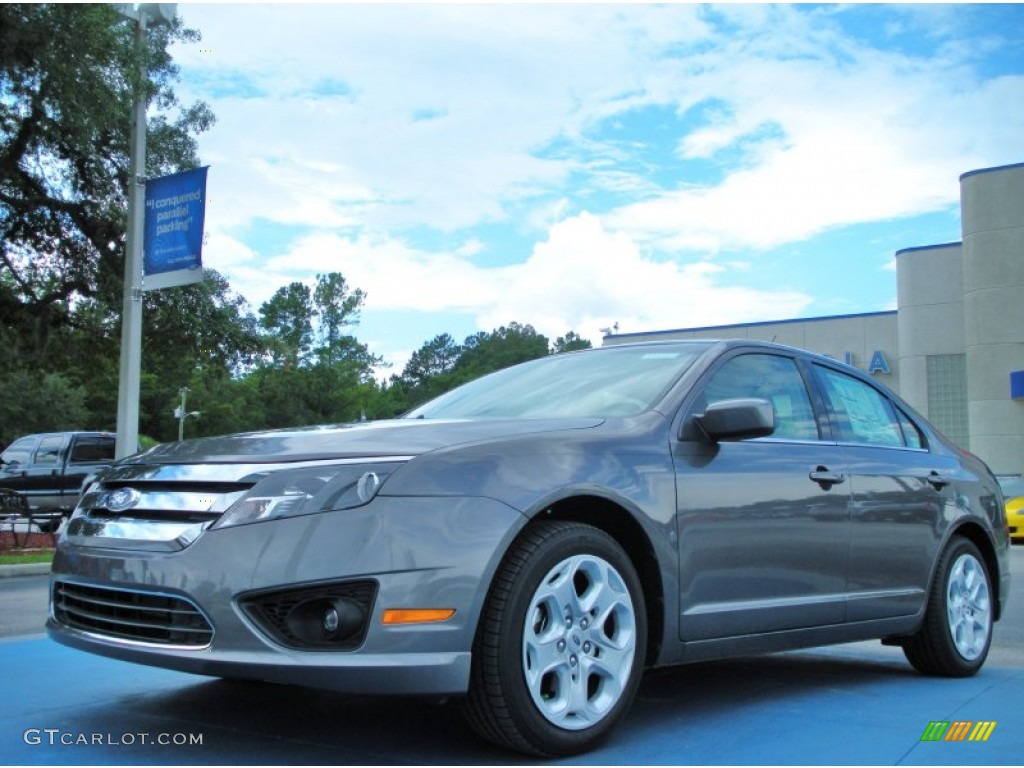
462, 520, 647, 757
902, 536, 993, 677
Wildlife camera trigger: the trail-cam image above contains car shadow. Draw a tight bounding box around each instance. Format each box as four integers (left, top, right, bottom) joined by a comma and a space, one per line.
42, 645, 929, 765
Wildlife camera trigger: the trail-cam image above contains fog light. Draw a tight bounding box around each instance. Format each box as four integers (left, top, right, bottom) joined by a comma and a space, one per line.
284, 597, 366, 644
323, 606, 340, 633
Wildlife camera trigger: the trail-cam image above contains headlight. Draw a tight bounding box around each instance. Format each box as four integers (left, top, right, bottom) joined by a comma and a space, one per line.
213, 462, 404, 529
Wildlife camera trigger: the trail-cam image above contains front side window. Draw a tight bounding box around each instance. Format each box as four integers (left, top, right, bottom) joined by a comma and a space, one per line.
815, 365, 906, 448
34, 436, 65, 465
697, 353, 819, 441
2, 437, 38, 466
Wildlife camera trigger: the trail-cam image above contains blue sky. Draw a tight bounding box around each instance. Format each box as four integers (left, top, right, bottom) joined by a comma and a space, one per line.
170, 3, 1024, 375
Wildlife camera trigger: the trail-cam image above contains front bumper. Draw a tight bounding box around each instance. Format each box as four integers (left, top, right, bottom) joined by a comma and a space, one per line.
47, 495, 525, 695
1007, 509, 1023, 541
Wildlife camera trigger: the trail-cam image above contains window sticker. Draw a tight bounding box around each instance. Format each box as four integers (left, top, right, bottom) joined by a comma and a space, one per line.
824, 372, 902, 446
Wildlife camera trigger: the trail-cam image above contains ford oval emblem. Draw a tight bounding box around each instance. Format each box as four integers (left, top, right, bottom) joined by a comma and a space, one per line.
105, 487, 142, 513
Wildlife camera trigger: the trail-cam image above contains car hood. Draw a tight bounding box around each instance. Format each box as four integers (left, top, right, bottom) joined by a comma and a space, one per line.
127, 418, 605, 465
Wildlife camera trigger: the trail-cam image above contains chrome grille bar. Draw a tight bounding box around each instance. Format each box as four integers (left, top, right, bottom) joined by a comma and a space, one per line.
53, 581, 214, 648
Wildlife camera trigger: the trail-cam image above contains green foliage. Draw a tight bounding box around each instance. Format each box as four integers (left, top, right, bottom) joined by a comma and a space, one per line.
456, 323, 550, 380
552, 331, 592, 354
0, 3, 213, 347
144, 269, 264, 374
138, 435, 161, 450
312, 272, 373, 369
246, 364, 377, 430
0, 2, 217, 444
393, 322, 588, 413
259, 282, 314, 367
0, 370, 88, 446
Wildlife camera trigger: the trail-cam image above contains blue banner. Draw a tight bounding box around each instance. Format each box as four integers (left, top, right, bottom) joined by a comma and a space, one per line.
143, 167, 208, 290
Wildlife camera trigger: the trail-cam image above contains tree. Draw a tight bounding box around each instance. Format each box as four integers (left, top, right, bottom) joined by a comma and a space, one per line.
246, 363, 379, 430
454, 322, 550, 380
0, 370, 88, 447
259, 282, 314, 367
138, 270, 265, 439
389, 332, 463, 411
0, 3, 214, 359
389, 323, 553, 413
551, 331, 592, 354
400, 333, 461, 388
313, 272, 367, 367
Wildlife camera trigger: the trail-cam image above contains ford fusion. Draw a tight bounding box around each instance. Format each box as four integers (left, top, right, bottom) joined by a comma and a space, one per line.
48, 340, 1011, 756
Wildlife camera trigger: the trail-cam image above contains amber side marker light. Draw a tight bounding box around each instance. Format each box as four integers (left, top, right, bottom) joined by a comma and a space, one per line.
381, 608, 456, 625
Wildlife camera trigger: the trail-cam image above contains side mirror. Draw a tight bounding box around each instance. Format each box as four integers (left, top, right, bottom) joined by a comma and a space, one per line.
694, 398, 775, 441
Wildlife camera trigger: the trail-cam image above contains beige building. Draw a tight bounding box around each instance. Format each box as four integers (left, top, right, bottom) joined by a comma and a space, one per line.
604, 162, 1024, 475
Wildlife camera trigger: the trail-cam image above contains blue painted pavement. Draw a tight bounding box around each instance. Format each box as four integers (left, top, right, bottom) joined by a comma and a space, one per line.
2, 635, 1021, 765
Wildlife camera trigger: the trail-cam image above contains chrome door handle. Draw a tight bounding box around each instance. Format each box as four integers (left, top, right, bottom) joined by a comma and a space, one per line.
810, 467, 845, 489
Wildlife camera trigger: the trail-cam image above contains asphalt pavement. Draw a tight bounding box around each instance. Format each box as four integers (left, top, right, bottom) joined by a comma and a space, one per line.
0, 573, 51, 637
2, 549, 1021, 765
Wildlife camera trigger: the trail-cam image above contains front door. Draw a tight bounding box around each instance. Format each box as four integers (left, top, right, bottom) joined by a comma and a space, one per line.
18, 434, 68, 509
674, 351, 851, 641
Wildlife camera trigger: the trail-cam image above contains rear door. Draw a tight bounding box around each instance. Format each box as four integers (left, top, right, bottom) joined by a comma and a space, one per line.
811, 363, 954, 620
674, 350, 852, 640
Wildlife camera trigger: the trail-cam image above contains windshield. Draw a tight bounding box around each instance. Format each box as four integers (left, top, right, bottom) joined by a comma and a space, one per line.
405, 343, 709, 419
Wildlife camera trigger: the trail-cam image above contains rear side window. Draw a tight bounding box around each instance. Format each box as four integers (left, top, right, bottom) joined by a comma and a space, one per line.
894, 407, 925, 450
814, 365, 909, 448
69, 436, 116, 463
698, 353, 819, 441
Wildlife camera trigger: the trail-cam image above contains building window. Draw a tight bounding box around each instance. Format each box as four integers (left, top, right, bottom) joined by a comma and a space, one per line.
927, 354, 968, 447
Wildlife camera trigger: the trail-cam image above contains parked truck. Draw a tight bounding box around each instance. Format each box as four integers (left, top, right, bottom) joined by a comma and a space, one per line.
0, 432, 118, 512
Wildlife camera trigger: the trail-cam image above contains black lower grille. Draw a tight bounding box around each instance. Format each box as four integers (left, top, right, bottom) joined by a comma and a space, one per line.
53, 581, 214, 647
240, 580, 376, 650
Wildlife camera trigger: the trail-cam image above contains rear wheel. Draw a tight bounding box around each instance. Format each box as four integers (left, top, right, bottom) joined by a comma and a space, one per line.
462, 520, 646, 757
903, 536, 993, 677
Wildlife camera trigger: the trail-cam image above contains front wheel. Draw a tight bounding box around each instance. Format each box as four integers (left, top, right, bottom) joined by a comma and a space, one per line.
903, 536, 993, 677
462, 520, 647, 757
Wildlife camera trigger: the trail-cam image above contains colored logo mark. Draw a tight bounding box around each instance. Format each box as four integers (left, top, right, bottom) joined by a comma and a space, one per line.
921, 721, 996, 742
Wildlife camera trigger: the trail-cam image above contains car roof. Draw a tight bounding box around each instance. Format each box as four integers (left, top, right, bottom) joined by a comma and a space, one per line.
5, 431, 116, 446
602, 338, 844, 365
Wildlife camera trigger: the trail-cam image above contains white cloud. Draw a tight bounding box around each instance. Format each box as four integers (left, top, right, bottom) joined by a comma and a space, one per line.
603, 16, 1024, 253
179, 3, 1024, 255
170, 3, 1023, 369
482, 213, 813, 340
224, 212, 812, 357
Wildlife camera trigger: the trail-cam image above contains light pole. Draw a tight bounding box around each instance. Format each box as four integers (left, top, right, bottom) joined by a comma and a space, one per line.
113, 3, 177, 459
174, 386, 199, 441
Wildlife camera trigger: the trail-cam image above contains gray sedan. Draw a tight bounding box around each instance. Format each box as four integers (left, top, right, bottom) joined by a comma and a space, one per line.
48, 340, 1011, 756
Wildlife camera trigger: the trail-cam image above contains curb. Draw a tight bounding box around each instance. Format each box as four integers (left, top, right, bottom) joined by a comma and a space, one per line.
0, 562, 51, 578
